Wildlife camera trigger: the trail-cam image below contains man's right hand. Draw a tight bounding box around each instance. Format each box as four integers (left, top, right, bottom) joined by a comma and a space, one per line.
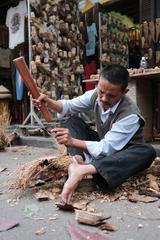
32, 93, 49, 109
32, 93, 63, 114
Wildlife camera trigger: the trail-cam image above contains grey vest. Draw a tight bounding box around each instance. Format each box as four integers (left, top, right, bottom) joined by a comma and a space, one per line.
90, 91, 145, 144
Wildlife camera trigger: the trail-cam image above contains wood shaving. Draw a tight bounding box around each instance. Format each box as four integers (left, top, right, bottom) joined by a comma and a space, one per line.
10, 155, 73, 192
10, 156, 160, 204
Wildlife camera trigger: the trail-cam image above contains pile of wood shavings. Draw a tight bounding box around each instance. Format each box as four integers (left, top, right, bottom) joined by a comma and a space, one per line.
11, 155, 160, 203
73, 161, 160, 202
10, 155, 74, 192
34, 161, 160, 203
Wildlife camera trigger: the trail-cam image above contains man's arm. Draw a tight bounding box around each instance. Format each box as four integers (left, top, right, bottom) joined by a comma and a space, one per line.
57, 89, 96, 118
33, 93, 63, 113
34, 89, 96, 117
53, 127, 88, 150
85, 114, 140, 159
53, 114, 140, 161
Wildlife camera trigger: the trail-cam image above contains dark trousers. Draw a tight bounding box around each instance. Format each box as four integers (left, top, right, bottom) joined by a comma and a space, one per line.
60, 115, 99, 156
60, 116, 156, 191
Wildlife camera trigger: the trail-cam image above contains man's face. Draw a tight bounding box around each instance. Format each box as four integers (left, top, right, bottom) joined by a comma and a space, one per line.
97, 78, 128, 111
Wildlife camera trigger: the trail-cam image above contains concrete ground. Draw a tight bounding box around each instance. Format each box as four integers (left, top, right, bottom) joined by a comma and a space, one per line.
0, 138, 160, 240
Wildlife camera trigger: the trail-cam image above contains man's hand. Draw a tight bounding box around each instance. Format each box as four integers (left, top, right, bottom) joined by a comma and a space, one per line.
32, 93, 49, 109
52, 127, 73, 146
52, 127, 87, 151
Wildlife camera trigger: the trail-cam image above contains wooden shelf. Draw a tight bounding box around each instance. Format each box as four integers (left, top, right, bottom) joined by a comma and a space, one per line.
130, 71, 160, 79
82, 70, 160, 83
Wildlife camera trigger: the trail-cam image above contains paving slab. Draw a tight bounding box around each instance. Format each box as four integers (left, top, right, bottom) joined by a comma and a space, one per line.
0, 145, 160, 240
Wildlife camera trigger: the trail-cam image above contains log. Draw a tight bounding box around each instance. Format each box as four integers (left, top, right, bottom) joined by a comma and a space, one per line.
13, 57, 52, 122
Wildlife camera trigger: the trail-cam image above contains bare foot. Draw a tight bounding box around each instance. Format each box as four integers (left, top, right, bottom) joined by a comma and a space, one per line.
61, 161, 85, 204
61, 160, 97, 204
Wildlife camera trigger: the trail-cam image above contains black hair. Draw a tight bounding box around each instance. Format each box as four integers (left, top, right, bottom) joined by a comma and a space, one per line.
100, 64, 129, 91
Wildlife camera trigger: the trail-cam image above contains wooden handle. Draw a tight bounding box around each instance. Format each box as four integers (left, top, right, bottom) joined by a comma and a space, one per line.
13, 57, 52, 122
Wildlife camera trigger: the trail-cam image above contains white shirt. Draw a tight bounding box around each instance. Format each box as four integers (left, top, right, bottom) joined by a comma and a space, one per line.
6, 0, 27, 49
58, 89, 140, 162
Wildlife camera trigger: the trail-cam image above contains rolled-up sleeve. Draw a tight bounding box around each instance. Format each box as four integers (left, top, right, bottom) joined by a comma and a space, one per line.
57, 89, 96, 119
84, 114, 140, 159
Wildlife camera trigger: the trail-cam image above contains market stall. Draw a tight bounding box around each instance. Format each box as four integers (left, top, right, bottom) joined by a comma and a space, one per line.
0, 0, 29, 124
80, 0, 160, 141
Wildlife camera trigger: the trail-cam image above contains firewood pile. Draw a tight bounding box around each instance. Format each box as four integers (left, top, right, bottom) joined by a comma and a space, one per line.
30, 0, 84, 100
100, 12, 129, 68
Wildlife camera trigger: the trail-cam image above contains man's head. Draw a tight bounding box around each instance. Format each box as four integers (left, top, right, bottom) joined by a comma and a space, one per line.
97, 64, 129, 110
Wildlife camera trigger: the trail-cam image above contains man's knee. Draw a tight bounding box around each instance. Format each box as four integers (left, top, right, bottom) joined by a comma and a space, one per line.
145, 144, 156, 161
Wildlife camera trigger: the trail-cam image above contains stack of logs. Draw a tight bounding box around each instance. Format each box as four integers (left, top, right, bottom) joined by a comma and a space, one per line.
30, 0, 84, 100
140, 18, 160, 68
100, 12, 129, 68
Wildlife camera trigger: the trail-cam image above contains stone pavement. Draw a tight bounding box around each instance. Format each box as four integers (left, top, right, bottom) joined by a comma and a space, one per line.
0, 135, 160, 240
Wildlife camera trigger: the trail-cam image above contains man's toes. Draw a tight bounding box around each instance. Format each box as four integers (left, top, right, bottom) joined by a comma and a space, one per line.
61, 193, 67, 203
61, 188, 68, 203
61, 188, 73, 204
67, 192, 73, 204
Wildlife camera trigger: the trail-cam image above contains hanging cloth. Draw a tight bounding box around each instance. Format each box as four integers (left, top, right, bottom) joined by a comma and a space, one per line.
15, 67, 24, 101
5, 0, 27, 49
84, 60, 97, 91
85, 22, 97, 56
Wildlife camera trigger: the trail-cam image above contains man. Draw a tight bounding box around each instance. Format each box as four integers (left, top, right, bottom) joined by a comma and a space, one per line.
34, 64, 156, 204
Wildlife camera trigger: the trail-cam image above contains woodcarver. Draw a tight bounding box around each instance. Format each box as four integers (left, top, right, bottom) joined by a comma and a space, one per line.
33, 64, 156, 204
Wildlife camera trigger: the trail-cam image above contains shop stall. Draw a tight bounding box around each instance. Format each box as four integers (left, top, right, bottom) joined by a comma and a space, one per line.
0, 0, 29, 124
0, 0, 160, 142
0, 0, 85, 125
81, 0, 160, 141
